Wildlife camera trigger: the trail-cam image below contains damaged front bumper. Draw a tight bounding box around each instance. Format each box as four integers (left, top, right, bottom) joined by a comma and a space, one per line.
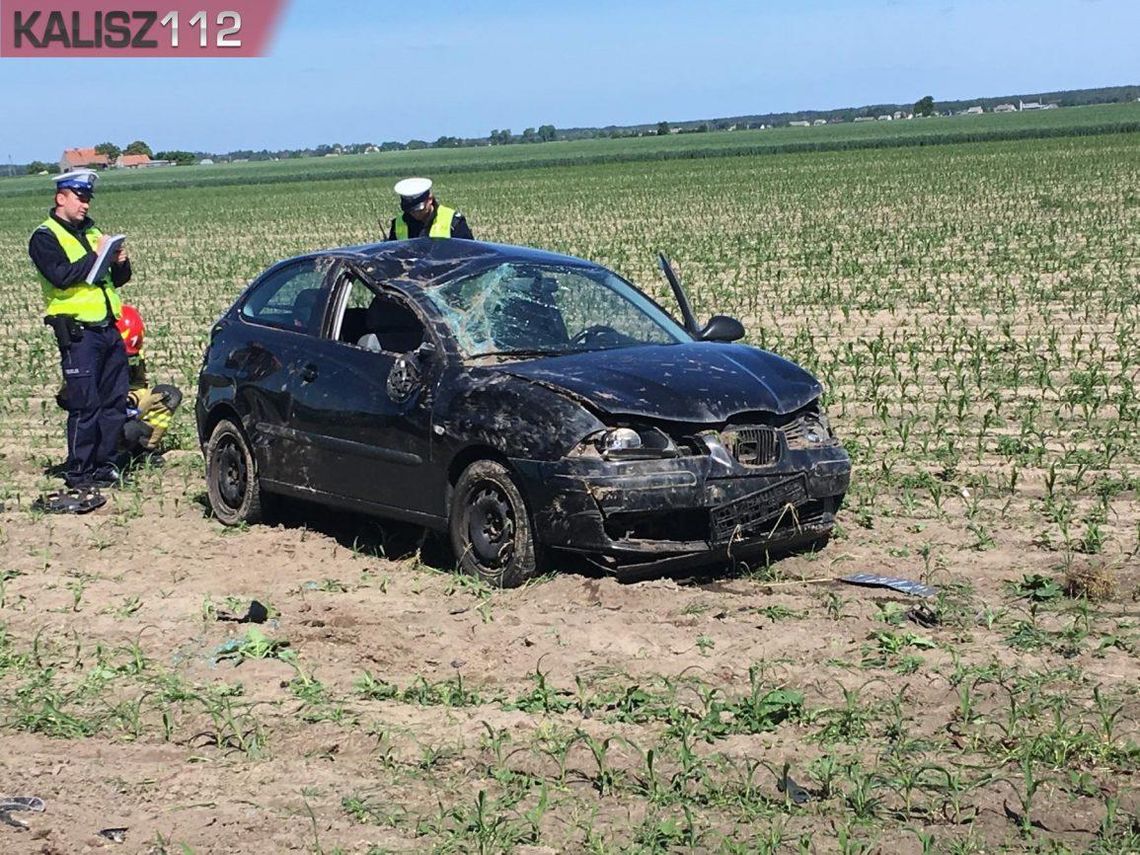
512, 439, 851, 573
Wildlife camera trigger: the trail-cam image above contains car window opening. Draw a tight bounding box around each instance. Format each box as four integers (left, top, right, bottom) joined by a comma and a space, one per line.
335, 276, 425, 354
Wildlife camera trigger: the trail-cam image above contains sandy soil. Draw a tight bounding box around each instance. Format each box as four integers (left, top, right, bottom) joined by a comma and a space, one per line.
0, 447, 1136, 854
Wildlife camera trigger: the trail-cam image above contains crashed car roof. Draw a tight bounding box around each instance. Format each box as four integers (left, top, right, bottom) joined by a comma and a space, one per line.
323, 238, 598, 289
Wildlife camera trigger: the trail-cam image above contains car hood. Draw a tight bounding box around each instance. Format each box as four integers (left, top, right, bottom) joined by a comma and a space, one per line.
495, 343, 822, 422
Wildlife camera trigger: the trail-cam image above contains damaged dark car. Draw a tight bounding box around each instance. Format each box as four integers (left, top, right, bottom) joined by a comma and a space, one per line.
196, 238, 850, 586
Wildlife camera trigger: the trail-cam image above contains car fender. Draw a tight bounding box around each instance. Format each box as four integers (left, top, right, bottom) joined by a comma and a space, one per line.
436, 370, 605, 463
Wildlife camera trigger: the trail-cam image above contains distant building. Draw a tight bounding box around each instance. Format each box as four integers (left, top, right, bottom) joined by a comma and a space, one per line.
198, 159, 215, 166
994, 103, 1017, 113
877, 114, 892, 121
853, 116, 875, 123
1019, 100, 1043, 111
962, 106, 984, 115
789, 120, 810, 127
115, 154, 172, 169
812, 118, 827, 126
59, 147, 111, 172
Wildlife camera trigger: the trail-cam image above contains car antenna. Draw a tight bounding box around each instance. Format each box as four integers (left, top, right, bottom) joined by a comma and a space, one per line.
657, 253, 699, 336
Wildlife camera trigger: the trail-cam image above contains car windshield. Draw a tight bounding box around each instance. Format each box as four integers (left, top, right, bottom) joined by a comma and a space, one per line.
423, 261, 690, 357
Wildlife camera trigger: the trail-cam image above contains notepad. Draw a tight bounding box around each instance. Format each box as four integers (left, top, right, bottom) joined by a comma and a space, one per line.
85, 234, 126, 285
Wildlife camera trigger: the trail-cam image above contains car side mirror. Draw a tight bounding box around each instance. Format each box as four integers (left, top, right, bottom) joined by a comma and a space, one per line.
699, 315, 745, 342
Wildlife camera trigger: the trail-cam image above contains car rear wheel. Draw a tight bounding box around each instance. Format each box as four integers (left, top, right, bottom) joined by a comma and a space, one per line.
449, 460, 540, 588
206, 419, 268, 525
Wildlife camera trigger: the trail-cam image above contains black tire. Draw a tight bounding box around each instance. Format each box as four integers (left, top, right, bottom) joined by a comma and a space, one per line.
449, 460, 540, 588
205, 419, 267, 525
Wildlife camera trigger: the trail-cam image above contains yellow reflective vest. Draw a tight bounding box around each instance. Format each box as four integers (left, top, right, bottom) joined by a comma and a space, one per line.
37, 217, 122, 323
394, 205, 457, 240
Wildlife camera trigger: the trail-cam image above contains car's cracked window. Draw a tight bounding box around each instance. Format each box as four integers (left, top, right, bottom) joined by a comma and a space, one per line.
425, 262, 688, 356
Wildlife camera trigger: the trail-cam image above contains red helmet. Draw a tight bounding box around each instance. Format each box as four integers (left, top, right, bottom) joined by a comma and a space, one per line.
117, 304, 145, 355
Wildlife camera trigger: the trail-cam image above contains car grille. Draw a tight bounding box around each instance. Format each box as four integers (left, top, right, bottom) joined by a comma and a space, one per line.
722, 426, 780, 467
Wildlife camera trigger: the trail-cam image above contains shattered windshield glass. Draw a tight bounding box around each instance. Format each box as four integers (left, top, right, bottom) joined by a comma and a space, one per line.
424, 262, 690, 357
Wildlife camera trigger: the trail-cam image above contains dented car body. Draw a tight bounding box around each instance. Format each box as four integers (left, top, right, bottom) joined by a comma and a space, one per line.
196, 239, 850, 585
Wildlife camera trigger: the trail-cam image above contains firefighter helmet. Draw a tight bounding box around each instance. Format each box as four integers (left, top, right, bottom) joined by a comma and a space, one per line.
117, 304, 145, 355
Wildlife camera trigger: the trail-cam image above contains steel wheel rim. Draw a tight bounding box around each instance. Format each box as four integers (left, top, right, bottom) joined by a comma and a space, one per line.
467, 483, 516, 567
215, 437, 248, 511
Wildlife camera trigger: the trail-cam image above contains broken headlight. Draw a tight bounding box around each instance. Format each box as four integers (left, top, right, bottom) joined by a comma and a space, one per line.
784, 411, 834, 449
589, 426, 679, 460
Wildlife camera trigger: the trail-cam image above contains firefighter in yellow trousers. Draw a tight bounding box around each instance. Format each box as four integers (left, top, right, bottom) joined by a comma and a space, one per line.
116, 305, 181, 459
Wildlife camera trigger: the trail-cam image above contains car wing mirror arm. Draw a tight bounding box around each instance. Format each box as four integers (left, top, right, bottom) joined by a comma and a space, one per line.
657, 252, 700, 336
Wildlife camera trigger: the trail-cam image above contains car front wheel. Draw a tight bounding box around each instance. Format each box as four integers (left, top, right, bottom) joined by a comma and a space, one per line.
205, 419, 267, 525
449, 460, 540, 588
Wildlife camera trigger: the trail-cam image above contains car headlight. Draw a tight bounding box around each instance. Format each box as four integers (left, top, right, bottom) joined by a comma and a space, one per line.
599, 427, 642, 453
589, 426, 678, 460
784, 411, 834, 449
804, 418, 827, 444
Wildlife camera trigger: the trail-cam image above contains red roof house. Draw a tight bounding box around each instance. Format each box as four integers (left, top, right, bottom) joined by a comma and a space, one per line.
59, 147, 112, 171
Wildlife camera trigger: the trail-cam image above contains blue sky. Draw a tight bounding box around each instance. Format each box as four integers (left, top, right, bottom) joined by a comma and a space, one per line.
0, 0, 1136, 163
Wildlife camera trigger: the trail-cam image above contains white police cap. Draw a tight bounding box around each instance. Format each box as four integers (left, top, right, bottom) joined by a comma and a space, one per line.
52, 168, 99, 195
393, 177, 432, 199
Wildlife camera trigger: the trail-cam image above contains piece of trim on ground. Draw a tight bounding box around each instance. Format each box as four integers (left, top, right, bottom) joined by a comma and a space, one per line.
839, 573, 938, 598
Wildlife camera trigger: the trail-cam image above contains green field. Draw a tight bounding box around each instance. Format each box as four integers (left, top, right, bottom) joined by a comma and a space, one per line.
0, 109, 1137, 853
3, 101, 1139, 196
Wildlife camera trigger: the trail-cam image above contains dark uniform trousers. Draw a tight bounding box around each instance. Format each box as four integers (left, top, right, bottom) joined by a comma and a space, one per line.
60, 323, 129, 483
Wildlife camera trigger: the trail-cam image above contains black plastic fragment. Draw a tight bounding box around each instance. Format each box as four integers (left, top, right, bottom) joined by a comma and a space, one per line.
217, 599, 268, 623
907, 604, 940, 628
776, 763, 811, 805
0, 796, 45, 830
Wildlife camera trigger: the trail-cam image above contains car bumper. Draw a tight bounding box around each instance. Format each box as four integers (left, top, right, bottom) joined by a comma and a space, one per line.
511, 443, 850, 570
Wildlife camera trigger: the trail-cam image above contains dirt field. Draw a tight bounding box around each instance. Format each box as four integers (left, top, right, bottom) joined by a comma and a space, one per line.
0, 447, 1135, 853
1, 133, 1138, 853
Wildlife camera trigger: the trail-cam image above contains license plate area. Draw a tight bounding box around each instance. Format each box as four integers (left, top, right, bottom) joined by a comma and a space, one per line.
710, 476, 808, 544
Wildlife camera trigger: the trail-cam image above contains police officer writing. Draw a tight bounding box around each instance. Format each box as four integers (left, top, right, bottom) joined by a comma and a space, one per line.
386, 177, 474, 240
29, 169, 131, 490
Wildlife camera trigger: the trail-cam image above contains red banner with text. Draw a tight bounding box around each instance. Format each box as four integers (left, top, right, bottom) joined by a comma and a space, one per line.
1, 1, 285, 57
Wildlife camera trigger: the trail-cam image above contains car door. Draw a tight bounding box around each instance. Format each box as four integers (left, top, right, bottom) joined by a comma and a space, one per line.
231, 256, 333, 487
284, 273, 442, 519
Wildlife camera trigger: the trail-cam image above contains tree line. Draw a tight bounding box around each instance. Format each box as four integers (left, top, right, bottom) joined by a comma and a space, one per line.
14, 84, 1140, 174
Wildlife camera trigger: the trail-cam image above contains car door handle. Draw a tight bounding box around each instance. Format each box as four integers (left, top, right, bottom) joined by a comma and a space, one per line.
300, 363, 319, 382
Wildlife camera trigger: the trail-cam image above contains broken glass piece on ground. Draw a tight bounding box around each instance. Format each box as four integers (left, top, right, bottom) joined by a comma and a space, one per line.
99, 827, 129, 843
839, 573, 938, 598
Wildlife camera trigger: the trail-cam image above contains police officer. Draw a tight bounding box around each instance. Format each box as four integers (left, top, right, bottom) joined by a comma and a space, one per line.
385, 177, 474, 240
29, 169, 131, 489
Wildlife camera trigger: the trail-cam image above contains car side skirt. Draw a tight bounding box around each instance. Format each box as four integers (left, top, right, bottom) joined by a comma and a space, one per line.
260, 478, 449, 530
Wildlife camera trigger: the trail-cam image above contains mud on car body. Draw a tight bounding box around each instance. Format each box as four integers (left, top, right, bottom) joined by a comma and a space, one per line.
196, 238, 850, 586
